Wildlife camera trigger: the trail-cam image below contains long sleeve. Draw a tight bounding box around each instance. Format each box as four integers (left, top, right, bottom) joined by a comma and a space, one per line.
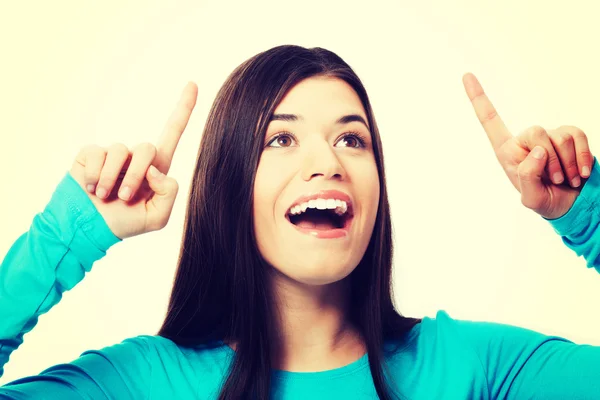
0, 171, 121, 377
436, 310, 600, 400
451, 156, 600, 399
544, 156, 600, 272
0, 335, 154, 399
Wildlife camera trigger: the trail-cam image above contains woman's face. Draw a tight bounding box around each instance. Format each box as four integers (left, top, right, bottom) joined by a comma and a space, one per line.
253, 76, 380, 285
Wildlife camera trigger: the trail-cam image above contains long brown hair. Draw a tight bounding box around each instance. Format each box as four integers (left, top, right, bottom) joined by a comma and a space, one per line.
157, 45, 421, 400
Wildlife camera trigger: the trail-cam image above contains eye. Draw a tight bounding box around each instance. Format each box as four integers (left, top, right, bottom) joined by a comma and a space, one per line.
335, 132, 368, 148
266, 132, 297, 148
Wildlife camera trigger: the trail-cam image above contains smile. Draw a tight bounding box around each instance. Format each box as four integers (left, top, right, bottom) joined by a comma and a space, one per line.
285, 190, 354, 239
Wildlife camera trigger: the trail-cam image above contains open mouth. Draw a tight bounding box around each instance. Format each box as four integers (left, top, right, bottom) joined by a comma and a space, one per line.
285, 199, 354, 231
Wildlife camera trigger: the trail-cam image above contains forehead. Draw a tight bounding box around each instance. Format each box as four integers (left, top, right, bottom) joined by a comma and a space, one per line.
273, 76, 365, 117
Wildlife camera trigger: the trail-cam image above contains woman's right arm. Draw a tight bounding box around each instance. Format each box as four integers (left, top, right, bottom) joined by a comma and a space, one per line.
0, 160, 177, 397
0, 82, 197, 393
0, 171, 122, 378
0, 170, 151, 399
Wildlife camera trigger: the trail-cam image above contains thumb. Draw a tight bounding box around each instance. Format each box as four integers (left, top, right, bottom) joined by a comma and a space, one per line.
518, 146, 549, 211
145, 165, 179, 231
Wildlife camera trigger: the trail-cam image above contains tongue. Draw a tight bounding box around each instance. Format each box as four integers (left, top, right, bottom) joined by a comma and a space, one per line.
294, 211, 338, 230
296, 220, 337, 230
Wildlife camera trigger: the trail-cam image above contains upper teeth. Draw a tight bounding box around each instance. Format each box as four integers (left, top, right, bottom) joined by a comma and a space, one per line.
288, 198, 349, 216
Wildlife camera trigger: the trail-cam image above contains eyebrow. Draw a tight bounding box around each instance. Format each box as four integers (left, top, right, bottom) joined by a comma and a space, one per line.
269, 113, 369, 129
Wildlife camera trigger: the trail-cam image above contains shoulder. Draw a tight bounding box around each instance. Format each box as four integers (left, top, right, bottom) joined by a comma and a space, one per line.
407, 309, 571, 361
66, 335, 157, 395
382, 310, 568, 397
422, 309, 570, 349
410, 311, 571, 383
76, 335, 234, 397
83, 334, 234, 370
1, 336, 233, 399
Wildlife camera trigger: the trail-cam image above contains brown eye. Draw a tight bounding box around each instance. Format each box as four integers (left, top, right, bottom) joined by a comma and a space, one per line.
276, 135, 292, 147
342, 137, 358, 148
267, 133, 297, 148
335, 133, 366, 149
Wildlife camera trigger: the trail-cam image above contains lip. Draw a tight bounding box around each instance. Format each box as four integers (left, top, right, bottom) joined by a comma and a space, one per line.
285, 190, 354, 239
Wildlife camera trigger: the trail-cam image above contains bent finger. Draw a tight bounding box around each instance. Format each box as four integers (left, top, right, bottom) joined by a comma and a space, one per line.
518, 126, 564, 185
548, 129, 580, 187
97, 143, 131, 199
558, 125, 593, 178
118, 142, 158, 201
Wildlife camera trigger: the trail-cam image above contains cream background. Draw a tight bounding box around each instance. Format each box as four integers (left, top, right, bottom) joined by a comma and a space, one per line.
1, 0, 599, 384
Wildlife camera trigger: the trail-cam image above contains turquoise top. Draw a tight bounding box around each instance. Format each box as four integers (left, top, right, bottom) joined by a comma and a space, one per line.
1, 157, 599, 399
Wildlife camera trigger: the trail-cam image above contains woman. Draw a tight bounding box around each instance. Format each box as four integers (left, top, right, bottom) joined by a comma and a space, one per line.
0, 45, 599, 399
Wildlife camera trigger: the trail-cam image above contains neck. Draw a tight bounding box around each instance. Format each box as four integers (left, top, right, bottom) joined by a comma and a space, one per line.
268, 270, 366, 371
225, 270, 367, 372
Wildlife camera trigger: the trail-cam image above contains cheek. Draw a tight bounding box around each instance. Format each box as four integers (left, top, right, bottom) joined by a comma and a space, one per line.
252, 157, 298, 267
253, 165, 274, 229
349, 157, 380, 209
252, 157, 293, 236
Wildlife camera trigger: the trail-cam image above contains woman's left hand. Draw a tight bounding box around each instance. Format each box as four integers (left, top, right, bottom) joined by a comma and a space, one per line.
462, 73, 594, 220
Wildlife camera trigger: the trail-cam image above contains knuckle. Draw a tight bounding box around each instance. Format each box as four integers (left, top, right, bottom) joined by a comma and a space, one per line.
560, 125, 585, 137
552, 131, 573, 147
580, 150, 593, 160
77, 144, 104, 164
571, 129, 586, 139
97, 176, 114, 189
78, 146, 106, 182
546, 151, 560, 165
134, 142, 157, 156
563, 158, 579, 172
84, 170, 99, 183
107, 143, 130, 156
527, 125, 547, 139
124, 170, 144, 185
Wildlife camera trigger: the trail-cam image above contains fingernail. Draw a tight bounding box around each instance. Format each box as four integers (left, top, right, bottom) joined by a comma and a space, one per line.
119, 186, 132, 201
96, 187, 107, 199
532, 147, 545, 159
149, 165, 163, 178
582, 166, 590, 177
87, 184, 96, 193
553, 172, 564, 184
571, 177, 581, 187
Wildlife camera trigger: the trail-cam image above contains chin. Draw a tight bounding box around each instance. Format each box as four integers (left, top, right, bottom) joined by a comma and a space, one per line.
273, 261, 358, 287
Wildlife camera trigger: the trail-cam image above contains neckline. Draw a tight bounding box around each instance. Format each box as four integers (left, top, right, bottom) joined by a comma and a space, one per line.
215, 323, 421, 381
273, 351, 370, 380
218, 341, 370, 381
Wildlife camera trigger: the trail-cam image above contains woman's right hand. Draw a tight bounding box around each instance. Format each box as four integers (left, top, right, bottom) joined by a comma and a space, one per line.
68, 82, 198, 240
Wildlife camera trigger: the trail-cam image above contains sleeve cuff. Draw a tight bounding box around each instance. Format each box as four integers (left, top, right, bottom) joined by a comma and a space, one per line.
544, 156, 600, 236
43, 172, 122, 269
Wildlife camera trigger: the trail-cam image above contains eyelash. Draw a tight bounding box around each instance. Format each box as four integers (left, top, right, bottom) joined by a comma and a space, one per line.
266, 131, 368, 148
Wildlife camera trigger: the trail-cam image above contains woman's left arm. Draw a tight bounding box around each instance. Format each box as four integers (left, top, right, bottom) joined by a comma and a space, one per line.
447, 311, 600, 399
463, 73, 599, 271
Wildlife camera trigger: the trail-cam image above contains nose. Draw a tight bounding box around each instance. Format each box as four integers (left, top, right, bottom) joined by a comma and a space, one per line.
300, 138, 345, 182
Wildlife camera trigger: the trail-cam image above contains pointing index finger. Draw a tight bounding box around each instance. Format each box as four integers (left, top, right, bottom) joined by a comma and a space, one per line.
155, 81, 198, 173
463, 73, 513, 152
